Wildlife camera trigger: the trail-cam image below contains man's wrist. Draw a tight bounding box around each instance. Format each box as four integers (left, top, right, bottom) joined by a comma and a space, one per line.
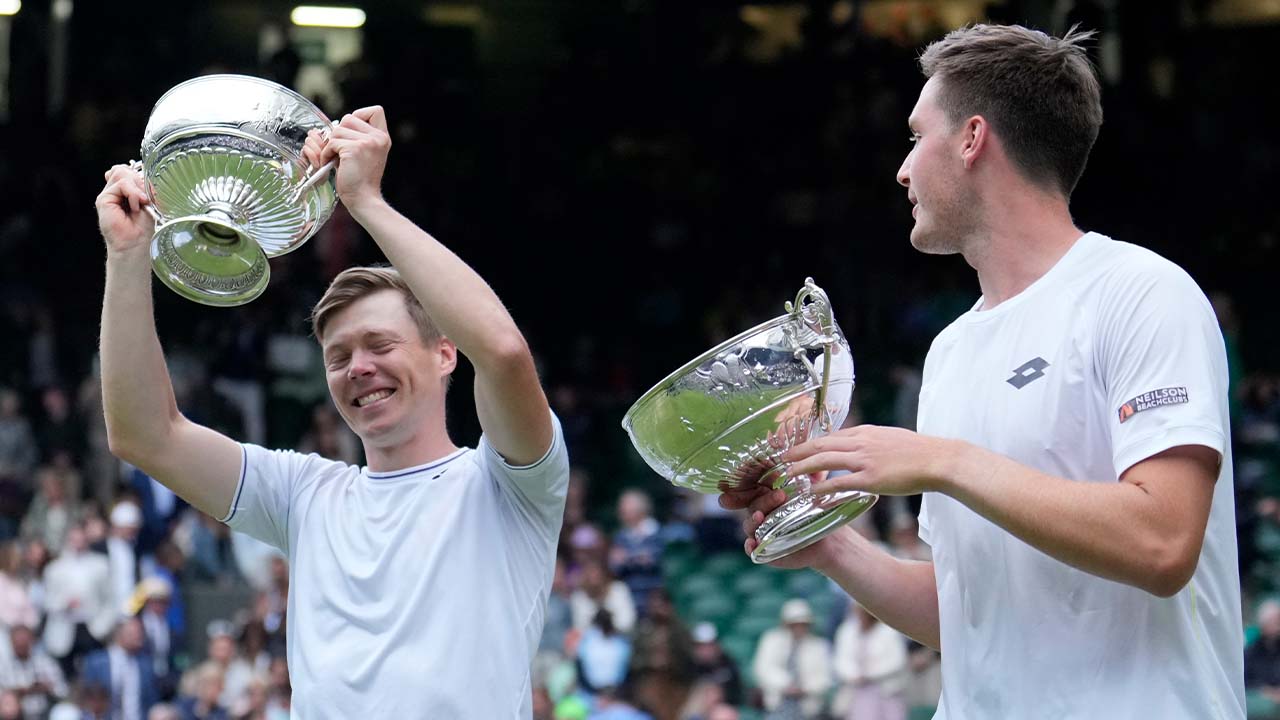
344, 194, 390, 223
105, 244, 153, 272
928, 437, 975, 496
811, 525, 856, 576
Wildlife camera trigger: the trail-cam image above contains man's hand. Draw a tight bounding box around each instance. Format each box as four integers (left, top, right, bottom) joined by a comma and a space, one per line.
784, 425, 953, 499
306, 106, 391, 212
95, 165, 155, 253
719, 471, 848, 571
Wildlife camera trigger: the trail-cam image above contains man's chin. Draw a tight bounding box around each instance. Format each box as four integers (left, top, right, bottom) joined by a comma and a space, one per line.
909, 227, 958, 255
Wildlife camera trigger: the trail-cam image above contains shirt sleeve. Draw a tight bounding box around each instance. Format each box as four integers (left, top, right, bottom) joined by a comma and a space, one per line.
1096, 260, 1229, 478
222, 444, 328, 553
917, 494, 932, 546
477, 411, 570, 539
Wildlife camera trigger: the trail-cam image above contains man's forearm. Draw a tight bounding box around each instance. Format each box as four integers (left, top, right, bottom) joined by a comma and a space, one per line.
815, 529, 940, 649
347, 199, 527, 371
937, 441, 1211, 597
100, 247, 181, 461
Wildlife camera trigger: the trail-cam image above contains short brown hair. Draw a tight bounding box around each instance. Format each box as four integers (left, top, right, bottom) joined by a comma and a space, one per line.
311, 265, 442, 345
919, 24, 1102, 197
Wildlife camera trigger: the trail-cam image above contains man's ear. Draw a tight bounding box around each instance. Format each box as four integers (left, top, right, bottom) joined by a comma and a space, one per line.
960, 114, 990, 170
437, 337, 458, 376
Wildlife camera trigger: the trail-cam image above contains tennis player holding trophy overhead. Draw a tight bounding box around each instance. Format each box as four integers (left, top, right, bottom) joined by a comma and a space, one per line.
96, 75, 567, 718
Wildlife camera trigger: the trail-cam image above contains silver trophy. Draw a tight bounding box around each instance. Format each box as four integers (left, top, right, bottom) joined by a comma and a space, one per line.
623, 279, 876, 563
130, 75, 339, 306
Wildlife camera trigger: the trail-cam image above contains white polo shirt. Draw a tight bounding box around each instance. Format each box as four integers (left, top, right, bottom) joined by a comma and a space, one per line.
223, 416, 569, 719
917, 232, 1244, 719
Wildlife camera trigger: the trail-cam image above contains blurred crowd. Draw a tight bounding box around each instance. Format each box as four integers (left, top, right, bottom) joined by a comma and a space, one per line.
2, 1, 1280, 718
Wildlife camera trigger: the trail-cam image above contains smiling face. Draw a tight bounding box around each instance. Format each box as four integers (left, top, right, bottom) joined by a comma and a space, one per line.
896, 76, 983, 255
321, 289, 456, 453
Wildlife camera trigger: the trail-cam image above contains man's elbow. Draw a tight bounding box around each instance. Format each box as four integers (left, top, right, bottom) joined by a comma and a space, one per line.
1141, 542, 1201, 598
106, 416, 178, 468
490, 331, 532, 366
106, 430, 142, 466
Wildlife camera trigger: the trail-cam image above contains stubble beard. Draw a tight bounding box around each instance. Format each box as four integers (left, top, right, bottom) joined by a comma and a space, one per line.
910, 180, 982, 256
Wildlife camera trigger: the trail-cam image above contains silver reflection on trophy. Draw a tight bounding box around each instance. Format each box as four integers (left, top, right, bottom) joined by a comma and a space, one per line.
622, 278, 876, 563
130, 74, 339, 306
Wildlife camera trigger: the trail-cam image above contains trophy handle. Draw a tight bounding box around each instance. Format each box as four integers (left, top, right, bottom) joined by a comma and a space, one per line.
785, 278, 838, 431
291, 119, 342, 202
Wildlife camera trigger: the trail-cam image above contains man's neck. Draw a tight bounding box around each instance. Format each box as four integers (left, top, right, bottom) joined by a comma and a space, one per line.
965, 190, 1083, 310
363, 428, 459, 473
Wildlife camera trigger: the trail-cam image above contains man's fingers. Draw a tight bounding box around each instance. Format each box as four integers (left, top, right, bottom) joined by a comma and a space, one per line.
787, 451, 857, 479
350, 105, 387, 131
782, 434, 853, 464
748, 488, 788, 516
105, 164, 132, 183
810, 469, 869, 498
718, 483, 770, 510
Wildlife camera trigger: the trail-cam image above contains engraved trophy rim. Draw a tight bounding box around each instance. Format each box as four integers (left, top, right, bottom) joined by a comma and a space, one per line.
621, 278, 877, 564
136, 73, 337, 306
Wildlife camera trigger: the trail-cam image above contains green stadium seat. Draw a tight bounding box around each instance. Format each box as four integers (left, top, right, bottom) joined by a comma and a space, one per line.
744, 591, 788, 619
731, 613, 778, 641
908, 706, 938, 720
732, 568, 778, 596
702, 551, 751, 579
675, 573, 723, 605
785, 569, 830, 596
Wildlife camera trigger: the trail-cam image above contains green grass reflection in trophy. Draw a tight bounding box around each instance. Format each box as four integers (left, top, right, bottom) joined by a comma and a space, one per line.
129, 75, 339, 306
623, 278, 877, 563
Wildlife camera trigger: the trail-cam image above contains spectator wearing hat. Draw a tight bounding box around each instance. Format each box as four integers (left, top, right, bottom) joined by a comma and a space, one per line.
691, 622, 743, 707
566, 523, 606, 589
0, 623, 69, 719
107, 502, 143, 616
41, 524, 115, 676
751, 599, 833, 719
129, 578, 179, 700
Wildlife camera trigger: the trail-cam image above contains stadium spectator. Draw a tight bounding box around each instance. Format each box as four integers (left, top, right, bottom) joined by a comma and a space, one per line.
751, 599, 833, 720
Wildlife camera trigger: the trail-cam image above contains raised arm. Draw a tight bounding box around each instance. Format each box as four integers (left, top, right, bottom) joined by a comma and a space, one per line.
95, 166, 243, 518
309, 107, 552, 465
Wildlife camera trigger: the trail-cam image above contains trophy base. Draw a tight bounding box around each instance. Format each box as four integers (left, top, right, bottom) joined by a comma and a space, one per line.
151, 214, 271, 307
750, 489, 877, 564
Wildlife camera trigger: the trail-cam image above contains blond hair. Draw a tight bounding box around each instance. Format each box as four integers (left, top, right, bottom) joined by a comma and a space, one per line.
311, 265, 442, 345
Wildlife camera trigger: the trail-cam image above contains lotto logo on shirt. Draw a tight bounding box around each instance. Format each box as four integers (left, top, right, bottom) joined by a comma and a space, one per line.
1118, 386, 1189, 423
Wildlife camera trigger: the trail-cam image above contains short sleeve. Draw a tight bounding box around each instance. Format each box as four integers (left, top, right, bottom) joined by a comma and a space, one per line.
223, 444, 326, 553
917, 494, 932, 546
478, 412, 571, 537
1097, 261, 1229, 478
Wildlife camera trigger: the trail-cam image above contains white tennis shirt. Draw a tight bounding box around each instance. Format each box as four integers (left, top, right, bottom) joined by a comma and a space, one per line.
917, 232, 1244, 719
223, 416, 569, 719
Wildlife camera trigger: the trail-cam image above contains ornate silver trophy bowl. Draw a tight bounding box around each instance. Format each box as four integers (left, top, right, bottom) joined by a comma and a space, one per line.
131, 74, 339, 306
623, 279, 876, 563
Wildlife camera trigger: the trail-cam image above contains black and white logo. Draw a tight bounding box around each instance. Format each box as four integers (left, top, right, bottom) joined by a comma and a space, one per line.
1006, 357, 1050, 389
